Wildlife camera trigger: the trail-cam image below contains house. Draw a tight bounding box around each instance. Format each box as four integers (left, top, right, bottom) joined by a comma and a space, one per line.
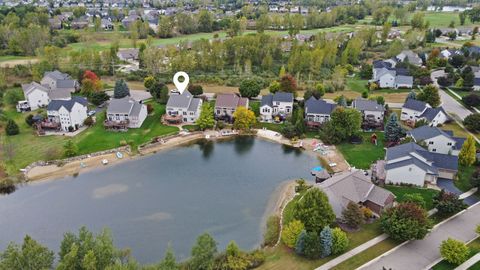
317, 170, 395, 217
372, 60, 414, 89
71, 17, 90, 29
105, 97, 148, 129
304, 97, 336, 127
46, 97, 88, 132
406, 126, 465, 155
214, 93, 249, 122
396, 50, 423, 66
48, 18, 62, 29
41, 70, 78, 93
165, 91, 202, 123
20, 82, 50, 111
401, 99, 449, 126
351, 98, 385, 123
260, 92, 294, 122
373, 142, 458, 186
101, 18, 114, 30
117, 48, 139, 63
122, 14, 141, 28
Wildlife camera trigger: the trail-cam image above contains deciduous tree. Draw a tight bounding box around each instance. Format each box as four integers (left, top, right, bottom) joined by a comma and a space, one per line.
190, 233, 217, 270
281, 220, 305, 248
459, 135, 477, 166
233, 107, 256, 131
196, 103, 215, 130
294, 188, 335, 233
381, 202, 432, 241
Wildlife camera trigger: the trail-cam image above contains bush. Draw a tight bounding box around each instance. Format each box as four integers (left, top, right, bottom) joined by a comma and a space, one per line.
303, 231, 321, 259
362, 207, 373, 219
440, 238, 470, 265
188, 84, 204, 96
146, 104, 154, 114
433, 189, 466, 216
463, 93, 480, 107
464, 113, 480, 132
331, 228, 349, 255
403, 193, 426, 208
263, 216, 280, 247
380, 202, 432, 241
83, 117, 94, 127
342, 202, 364, 229
319, 226, 333, 258
89, 91, 109, 106
25, 114, 35, 126
281, 220, 305, 248
5, 119, 19, 136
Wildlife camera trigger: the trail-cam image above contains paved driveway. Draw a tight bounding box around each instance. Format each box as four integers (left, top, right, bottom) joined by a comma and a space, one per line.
439, 89, 472, 120
437, 178, 479, 206
360, 202, 480, 270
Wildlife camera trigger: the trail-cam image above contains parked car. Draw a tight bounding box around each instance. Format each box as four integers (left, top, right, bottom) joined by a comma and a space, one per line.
88, 110, 96, 116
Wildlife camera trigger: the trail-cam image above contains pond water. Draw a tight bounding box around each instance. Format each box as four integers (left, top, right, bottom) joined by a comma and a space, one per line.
0, 137, 318, 263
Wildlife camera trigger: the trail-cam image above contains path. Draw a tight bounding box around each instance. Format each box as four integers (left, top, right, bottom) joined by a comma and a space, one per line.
455, 252, 480, 270
359, 202, 480, 270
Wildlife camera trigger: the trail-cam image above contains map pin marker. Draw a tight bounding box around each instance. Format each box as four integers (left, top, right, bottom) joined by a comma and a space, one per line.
173, 71, 189, 94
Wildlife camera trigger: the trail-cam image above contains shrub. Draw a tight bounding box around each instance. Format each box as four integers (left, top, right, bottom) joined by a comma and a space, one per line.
362, 207, 373, 219
403, 193, 426, 208
331, 228, 349, 255
25, 114, 35, 126
63, 140, 78, 157
3, 88, 24, 105
146, 104, 154, 114
433, 189, 466, 216
319, 226, 333, 258
380, 202, 432, 241
440, 238, 470, 265
342, 202, 364, 229
281, 220, 305, 248
294, 230, 306, 255
263, 216, 280, 247
464, 113, 480, 132
83, 117, 94, 127
462, 94, 480, 107
5, 119, 19, 136
303, 231, 321, 259
188, 84, 204, 96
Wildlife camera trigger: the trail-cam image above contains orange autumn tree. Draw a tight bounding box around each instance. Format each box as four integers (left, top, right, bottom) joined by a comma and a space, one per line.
81, 70, 103, 95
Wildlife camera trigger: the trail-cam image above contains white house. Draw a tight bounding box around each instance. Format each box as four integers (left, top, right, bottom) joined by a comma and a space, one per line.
351, 98, 385, 123
375, 142, 458, 186
406, 126, 465, 155
372, 60, 414, 89
20, 82, 50, 111
304, 97, 336, 128
106, 97, 148, 129
401, 98, 449, 126
46, 97, 88, 132
396, 50, 423, 66
260, 92, 294, 122
165, 91, 202, 123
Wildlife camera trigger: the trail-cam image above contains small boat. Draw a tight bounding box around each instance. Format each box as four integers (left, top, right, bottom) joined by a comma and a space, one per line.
102, 159, 109, 165
116, 152, 123, 159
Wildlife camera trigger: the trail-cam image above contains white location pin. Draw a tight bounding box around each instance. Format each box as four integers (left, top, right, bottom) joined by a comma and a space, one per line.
173, 71, 189, 94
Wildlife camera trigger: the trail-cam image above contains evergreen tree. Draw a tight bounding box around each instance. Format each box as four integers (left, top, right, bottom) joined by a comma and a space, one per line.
407, 90, 416, 100
63, 140, 78, 157
341, 202, 364, 229
5, 119, 19, 136
190, 233, 217, 270
337, 96, 347, 107
113, 79, 130, 99
319, 226, 333, 258
294, 188, 335, 233
459, 135, 477, 166
303, 231, 321, 259
294, 230, 306, 255
331, 228, 349, 255
159, 244, 178, 270
384, 113, 404, 143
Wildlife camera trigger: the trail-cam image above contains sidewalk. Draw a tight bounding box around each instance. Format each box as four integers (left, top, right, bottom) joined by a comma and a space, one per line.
455, 251, 480, 270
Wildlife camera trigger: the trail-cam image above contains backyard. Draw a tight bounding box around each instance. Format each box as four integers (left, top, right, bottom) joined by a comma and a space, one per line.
336, 132, 385, 169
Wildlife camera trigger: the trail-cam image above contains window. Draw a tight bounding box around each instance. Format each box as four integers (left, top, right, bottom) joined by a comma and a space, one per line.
429, 141, 434, 145
432, 149, 437, 152
447, 142, 452, 146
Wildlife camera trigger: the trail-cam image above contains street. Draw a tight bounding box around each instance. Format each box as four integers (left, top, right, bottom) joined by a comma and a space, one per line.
439, 89, 472, 120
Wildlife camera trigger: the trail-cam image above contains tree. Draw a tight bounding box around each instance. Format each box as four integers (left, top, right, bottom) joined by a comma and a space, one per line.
5, 119, 19, 136
302, 231, 321, 259
411, 12, 425, 29
3, 88, 24, 105
239, 79, 262, 98
188, 84, 204, 96
263, 216, 280, 246
158, 244, 178, 270
294, 188, 335, 233
359, 64, 373, 79
190, 233, 217, 270
25, 114, 35, 126
459, 135, 477, 166
319, 226, 333, 258
63, 140, 78, 157
341, 202, 364, 229
157, 16, 174, 38
281, 220, 305, 248
459, 12, 467, 25
269, 81, 281, 93
144, 76, 156, 90
463, 94, 480, 107
403, 193, 426, 208
461, 66, 475, 88
440, 238, 470, 265
0, 235, 54, 270
337, 96, 347, 107
233, 107, 256, 131
197, 9, 213, 32
84, 117, 94, 127
294, 230, 306, 255
417, 85, 441, 107
224, 241, 250, 270
464, 113, 480, 132
82, 250, 97, 270
380, 203, 432, 241
90, 91, 109, 106
196, 103, 215, 130
322, 107, 362, 143
113, 79, 130, 99
434, 190, 467, 216
279, 74, 297, 93
331, 228, 349, 255
256, 14, 270, 33
450, 54, 466, 68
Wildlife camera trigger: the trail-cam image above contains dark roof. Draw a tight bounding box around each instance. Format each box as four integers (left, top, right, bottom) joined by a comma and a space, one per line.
395, 68, 410, 76
407, 126, 452, 141
352, 98, 384, 112
373, 60, 393, 69
305, 97, 336, 115
403, 98, 427, 112
452, 137, 466, 149
273, 92, 294, 103
47, 96, 88, 112
420, 107, 448, 121
474, 77, 480, 86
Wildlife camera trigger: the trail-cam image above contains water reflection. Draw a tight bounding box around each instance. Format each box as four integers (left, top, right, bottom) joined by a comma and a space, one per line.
197, 139, 215, 159
233, 136, 255, 155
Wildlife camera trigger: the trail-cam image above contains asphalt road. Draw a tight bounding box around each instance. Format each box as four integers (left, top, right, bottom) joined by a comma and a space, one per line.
360, 202, 480, 270
439, 89, 472, 120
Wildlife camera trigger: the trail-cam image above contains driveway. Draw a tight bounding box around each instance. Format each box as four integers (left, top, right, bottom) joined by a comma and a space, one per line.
439, 89, 472, 120
360, 202, 480, 270
437, 178, 479, 206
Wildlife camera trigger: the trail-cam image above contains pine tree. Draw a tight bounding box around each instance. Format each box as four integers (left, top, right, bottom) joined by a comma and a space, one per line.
5, 119, 19, 136
337, 96, 347, 107
459, 135, 477, 166
341, 202, 364, 229
159, 244, 178, 270
319, 226, 333, 258
384, 113, 404, 143
295, 230, 306, 255
113, 79, 130, 99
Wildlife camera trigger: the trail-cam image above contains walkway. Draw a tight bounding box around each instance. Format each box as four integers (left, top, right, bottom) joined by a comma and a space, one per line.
455, 252, 480, 270
359, 202, 480, 270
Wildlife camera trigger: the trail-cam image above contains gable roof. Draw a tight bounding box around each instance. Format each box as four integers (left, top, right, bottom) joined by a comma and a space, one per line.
47, 96, 87, 112
403, 98, 428, 112
419, 107, 448, 121
395, 75, 414, 86
22, 82, 49, 96
317, 170, 394, 216
407, 126, 454, 141
43, 70, 71, 81
373, 60, 393, 69
215, 93, 248, 109
261, 92, 294, 107
107, 96, 138, 115
352, 98, 384, 112
56, 79, 77, 89
305, 97, 336, 115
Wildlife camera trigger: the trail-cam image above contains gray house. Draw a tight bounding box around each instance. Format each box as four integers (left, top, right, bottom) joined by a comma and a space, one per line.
304, 97, 336, 128
105, 97, 148, 129
165, 91, 203, 123
351, 98, 385, 123
41, 70, 78, 93
214, 93, 248, 122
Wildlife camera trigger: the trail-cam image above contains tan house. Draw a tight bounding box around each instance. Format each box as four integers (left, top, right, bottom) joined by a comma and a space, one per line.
214, 93, 249, 122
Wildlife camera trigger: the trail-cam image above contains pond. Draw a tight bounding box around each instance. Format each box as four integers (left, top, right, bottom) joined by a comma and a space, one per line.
0, 137, 318, 263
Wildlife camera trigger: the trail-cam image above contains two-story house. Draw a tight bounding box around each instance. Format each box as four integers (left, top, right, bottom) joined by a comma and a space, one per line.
406, 125, 465, 155
41, 70, 78, 94
401, 98, 449, 126
46, 97, 88, 132
260, 92, 294, 122
20, 82, 51, 111
351, 98, 385, 123
105, 97, 148, 129
304, 97, 336, 128
372, 60, 414, 89
214, 93, 249, 122
166, 91, 203, 123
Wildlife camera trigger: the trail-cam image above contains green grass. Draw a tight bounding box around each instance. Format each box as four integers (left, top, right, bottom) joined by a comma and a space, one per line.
0, 55, 36, 62
0, 100, 178, 176
347, 77, 369, 94
336, 132, 385, 169
455, 165, 476, 192
384, 185, 440, 210
254, 122, 285, 133
432, 237, 480, 270
423, 11, 472, 28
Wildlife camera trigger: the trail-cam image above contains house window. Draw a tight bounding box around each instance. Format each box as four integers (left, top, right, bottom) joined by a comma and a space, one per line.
447, 142, 452, 146
429, 141, 434, 145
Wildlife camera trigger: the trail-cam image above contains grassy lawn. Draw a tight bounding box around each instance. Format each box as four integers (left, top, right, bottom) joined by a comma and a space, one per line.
432, 237, 480, 270
455, 165, 476, 192
384, 185, 440, 210
254, 122, 285, 133
0, 100, 178, 176
423, 11, 472, 28
346, 77, 369, 94
336, 132, 385, 169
